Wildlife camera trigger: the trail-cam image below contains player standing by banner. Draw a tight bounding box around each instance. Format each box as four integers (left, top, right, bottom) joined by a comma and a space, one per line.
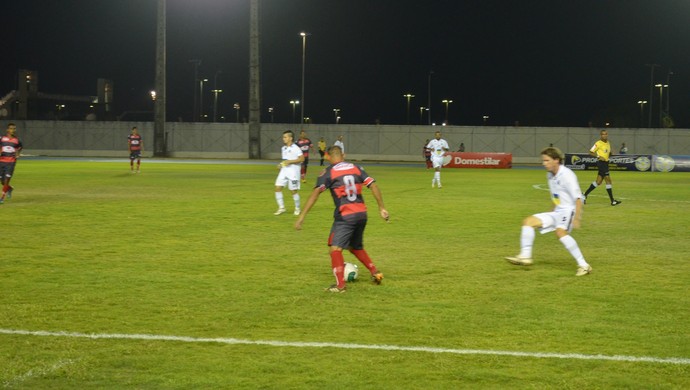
426, 131, 450, 188
295, 145, 388, 293
318, 137, 327, 166
505, 147, 592, 276
127, 126, 144, 173
296, 130, 313, 182
583, 129, 622, 206
0, 123, 23, 204
274, 130, 304, 216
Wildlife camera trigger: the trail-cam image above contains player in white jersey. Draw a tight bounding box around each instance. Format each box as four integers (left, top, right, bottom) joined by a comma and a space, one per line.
274, 130, 305, 216
505, 147, 592, 276
426, 131, 450, 188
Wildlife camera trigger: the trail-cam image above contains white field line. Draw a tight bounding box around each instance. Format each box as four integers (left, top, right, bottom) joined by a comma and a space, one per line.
531, 184, 690, 204
1, 328, 688, 366
3, 358, 77, 388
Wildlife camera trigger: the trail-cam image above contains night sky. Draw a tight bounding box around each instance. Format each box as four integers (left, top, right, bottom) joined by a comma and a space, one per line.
5, 0, 690, 127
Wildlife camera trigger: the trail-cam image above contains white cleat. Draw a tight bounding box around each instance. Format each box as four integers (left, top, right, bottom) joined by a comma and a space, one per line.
273, 208, 286, 216
576, 265, 593, 276
294, 208, 301, 216
505, 255, 534, 266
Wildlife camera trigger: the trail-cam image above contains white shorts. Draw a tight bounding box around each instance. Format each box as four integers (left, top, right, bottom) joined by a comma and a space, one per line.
275, 172, 300, 190
534, 209, 575, 234
430, 155, 445, 169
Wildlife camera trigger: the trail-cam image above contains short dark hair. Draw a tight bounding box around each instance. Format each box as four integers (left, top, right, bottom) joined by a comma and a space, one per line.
328, 145, 343, 155
283, 130, 294, 139
540, 146, 564, 163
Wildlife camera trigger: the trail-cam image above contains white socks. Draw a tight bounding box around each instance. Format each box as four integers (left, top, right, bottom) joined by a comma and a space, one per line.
559, 235, 588, 267
275, 192, 284, 209
519, 226, 535, 258
293, 193, 301, 209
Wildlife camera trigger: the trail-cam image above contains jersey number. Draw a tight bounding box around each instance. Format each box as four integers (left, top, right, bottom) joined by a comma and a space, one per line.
343, 175, 358, 201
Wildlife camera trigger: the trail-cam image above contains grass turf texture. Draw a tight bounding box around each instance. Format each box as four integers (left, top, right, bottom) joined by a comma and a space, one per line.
1, 158, 689, 388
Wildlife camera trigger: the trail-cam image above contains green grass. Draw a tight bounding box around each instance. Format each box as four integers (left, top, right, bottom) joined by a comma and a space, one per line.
1, 158, 689, 389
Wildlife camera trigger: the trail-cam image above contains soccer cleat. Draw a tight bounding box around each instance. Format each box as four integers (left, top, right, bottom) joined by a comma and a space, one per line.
294, 208, 301, 216
371, 272, 384, 285
437, 183, 442, 188
611, 199, 622, 206
273, 208, 286, 215
431, 181, 435, 188
324, 284, 346, 293
6, 187, 12, 199
582, 194, 587, 205
575, 265, 593, 276
505, 255, 534, 266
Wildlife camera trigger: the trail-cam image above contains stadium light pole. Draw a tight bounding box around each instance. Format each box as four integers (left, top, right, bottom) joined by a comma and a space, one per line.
419, 106, 426, 124
645, 64, 659, 128
333, 108, 341, 123
290, 100, 299, 123
666, 70, 673, 119
211, 89, 222, 122
427, 70, 434, 125
637, 100, 647, 128
655, 84, 667, 127
403, 93, 414, 124
300, 32, 309, 130
233, 102, 240, 122
199, 78, 208, 121
268, 107, 274, 123
442, 99, 453, 125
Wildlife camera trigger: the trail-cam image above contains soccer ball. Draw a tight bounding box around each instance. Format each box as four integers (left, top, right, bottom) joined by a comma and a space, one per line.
344, 262, 359, 282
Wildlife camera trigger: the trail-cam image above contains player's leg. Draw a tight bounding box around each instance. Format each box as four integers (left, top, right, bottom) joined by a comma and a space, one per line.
0, 171, 6, 203
328, 246, 347, 291
136, 154, 141, 173
506, 214, 547, 265
0, 164, 11, 202
274, 177, 287, 214
326, 221, 355, 292
288, 178, 301, 215
555, 228, 591, 276
347, 221, 383, 284
301, 157, 309, 182
603, 175, 620, 205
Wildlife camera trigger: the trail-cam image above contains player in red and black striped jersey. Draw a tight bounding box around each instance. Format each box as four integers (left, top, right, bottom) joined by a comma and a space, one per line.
296, 130, 313, 182
127, 126, 144, 173
0, 123, 23, 204
295, 145, 389, 293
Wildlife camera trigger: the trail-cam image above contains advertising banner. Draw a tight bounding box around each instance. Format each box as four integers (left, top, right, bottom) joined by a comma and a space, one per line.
443, 152, 512, 169
652, 155, 690, 172
565, 153, 653, 172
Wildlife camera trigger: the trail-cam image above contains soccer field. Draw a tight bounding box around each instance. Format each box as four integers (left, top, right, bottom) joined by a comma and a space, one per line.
2, 158, 689, 388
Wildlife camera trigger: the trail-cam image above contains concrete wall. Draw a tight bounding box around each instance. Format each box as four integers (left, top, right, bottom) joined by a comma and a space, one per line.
4, 120, 689, 163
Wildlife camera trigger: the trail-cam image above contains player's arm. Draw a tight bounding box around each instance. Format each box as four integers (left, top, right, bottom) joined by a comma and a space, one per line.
367, 182, 389, 221
568, 178, 584, 228
589, 144, 599, 158
294, 187, 322, 230
280, 153, 305, 167
573, 198, 583, 229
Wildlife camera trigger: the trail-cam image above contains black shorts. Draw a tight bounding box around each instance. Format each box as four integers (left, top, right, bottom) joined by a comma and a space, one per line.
328, 219, 367, 250
597, 160, 610, 177
130, 151, 142, 160
0, 161, 16, 179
